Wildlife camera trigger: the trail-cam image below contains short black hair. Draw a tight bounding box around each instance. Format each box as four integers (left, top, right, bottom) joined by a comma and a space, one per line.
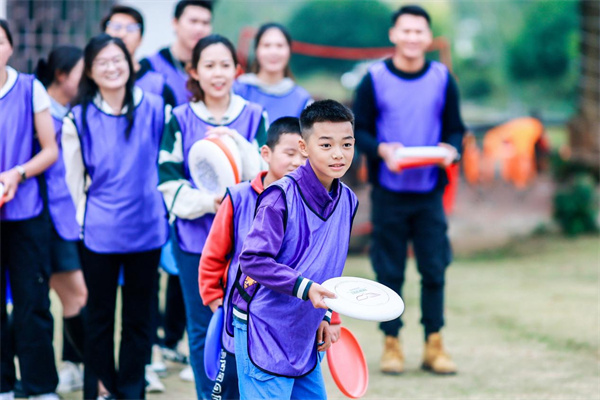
0, 19, 13, 47
299, 100, 354, 139
174, 1, 212, 19
101, 5, 145, 36
391, 5, 431, 27
266, 117, 301, 150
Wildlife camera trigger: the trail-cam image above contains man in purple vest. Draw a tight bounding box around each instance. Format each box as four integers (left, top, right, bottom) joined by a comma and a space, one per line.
102, 5, 176, 108
139, 0, 212, 106
234, 100, 358, 399
354, 5, 466, 375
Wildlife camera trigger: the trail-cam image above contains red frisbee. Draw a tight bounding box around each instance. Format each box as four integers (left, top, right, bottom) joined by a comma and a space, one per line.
0, 183, 5, 208
394, 146, 450, 170
326, 327, 369, 398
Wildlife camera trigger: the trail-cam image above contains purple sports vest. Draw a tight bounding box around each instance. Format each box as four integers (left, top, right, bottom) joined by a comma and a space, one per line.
245, 177, 358, 377
233, 81, 310, 122
71, 93, 168, 253
221, 181, 258, 353
369, 60, 448, 192
147, 52, 190, 106
136, 70, 165, 97
172, 102, 263, 254
0, 73, 43, 221
45, 116, 80, 240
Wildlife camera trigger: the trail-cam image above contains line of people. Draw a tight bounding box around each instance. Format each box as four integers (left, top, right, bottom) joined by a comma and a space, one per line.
1, 2, 465, 400
0, 0, 316, 399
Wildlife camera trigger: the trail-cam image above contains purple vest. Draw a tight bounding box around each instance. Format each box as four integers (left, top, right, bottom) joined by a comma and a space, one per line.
233, 81, 310, 122
44, 116, 80, 240
245, 177, 358, 377
71, 93, 168, 253
0, 73, 43, 221
370, 60, 448, 192
221, 181, 258, 353
136, 70, 165, 97
173, 102, 263, 254
147, 52, 190, 106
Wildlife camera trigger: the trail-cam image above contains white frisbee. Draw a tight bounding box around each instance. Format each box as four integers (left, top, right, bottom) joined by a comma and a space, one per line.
322, 277, 404, 322
188, 135, 242, 196
0, 183, 4, 208
395, 146, 450, 160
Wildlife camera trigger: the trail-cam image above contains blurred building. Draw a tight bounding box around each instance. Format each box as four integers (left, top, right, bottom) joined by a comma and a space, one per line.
3, 0, 177, 73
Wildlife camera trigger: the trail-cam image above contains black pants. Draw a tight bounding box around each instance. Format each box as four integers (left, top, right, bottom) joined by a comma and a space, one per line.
0, 214, 58, 395
81, 246, 160, 400
370, 186, 452, 339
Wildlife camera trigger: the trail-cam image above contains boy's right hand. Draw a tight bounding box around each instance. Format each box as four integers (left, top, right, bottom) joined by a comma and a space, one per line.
208, 298, 223, 313
307, 283, 336, 310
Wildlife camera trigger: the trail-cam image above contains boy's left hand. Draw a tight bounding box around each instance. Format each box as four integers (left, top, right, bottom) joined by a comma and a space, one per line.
329, 324, 341, 343
316, 321, 332, 352
437, 143, 458, 167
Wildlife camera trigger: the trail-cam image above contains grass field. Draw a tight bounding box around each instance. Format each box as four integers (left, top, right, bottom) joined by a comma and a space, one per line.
54, 234, 599, 400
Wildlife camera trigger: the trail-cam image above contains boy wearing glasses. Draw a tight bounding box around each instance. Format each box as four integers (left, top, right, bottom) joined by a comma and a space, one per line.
102, 5, 176, 107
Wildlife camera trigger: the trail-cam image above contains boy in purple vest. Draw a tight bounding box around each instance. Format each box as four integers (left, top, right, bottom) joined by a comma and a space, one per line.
139, 0, 212, 105
233, 100, 358, 399
199, 117, 306, 400
353, 5, 466, 375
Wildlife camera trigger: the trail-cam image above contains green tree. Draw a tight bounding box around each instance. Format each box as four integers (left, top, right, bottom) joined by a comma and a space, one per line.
507, 2, 578, 81
287, 0, 392, 76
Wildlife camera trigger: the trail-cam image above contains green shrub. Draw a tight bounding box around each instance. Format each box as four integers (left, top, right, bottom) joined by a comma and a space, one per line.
553, 173, 599, 236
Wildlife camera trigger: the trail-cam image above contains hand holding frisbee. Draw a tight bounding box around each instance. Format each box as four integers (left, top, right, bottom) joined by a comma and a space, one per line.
394, 146, 452, 170
321, 277, 404, 322
0, 183, 4, 208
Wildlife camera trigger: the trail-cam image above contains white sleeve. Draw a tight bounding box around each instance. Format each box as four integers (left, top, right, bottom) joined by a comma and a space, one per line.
32, 79, 51, 113
61, 115, 88, 228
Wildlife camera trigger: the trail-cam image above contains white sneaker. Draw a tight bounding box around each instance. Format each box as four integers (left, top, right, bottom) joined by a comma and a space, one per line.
56, 361, 83, 393
150, 345, 167, 376
179, 365, 194, 382
29, 394, 59, 400
145, 365, 165, 393
0, 391, 14, 400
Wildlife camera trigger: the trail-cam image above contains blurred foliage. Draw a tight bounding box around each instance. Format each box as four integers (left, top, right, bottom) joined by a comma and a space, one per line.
507, 2, 578, 82
288, 0, 392, 75
553, 173, 599, 237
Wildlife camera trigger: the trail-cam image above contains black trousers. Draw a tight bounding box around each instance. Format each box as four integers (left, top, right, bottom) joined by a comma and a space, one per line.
81, 246, 160, 400
370, 186, 452, 339
0, 214, 58, 395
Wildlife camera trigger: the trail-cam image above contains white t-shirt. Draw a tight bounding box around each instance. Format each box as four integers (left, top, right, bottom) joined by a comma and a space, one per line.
0, 66, 51, 113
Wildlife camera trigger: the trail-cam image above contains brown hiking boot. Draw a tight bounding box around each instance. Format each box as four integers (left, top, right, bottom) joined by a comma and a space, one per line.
380, 336, 404, 374
422, 333, 457, 374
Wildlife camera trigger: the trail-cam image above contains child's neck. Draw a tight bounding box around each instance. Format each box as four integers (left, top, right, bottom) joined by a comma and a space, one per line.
392, 53, 426, 73
257, 69, 285, 85
0, 67, 7, 90
47, 84, 69, 107
310, 163, 334, 192
263, 171, 278, 188
99, 87, 126, 114
204, 93, 230, 124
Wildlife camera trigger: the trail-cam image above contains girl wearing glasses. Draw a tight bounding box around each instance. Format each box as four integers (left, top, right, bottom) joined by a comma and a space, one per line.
61, 34, 168, 400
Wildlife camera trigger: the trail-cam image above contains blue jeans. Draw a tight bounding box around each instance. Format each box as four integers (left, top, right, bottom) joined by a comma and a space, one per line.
233, 320, 327, 400
172, 243, 214, 400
